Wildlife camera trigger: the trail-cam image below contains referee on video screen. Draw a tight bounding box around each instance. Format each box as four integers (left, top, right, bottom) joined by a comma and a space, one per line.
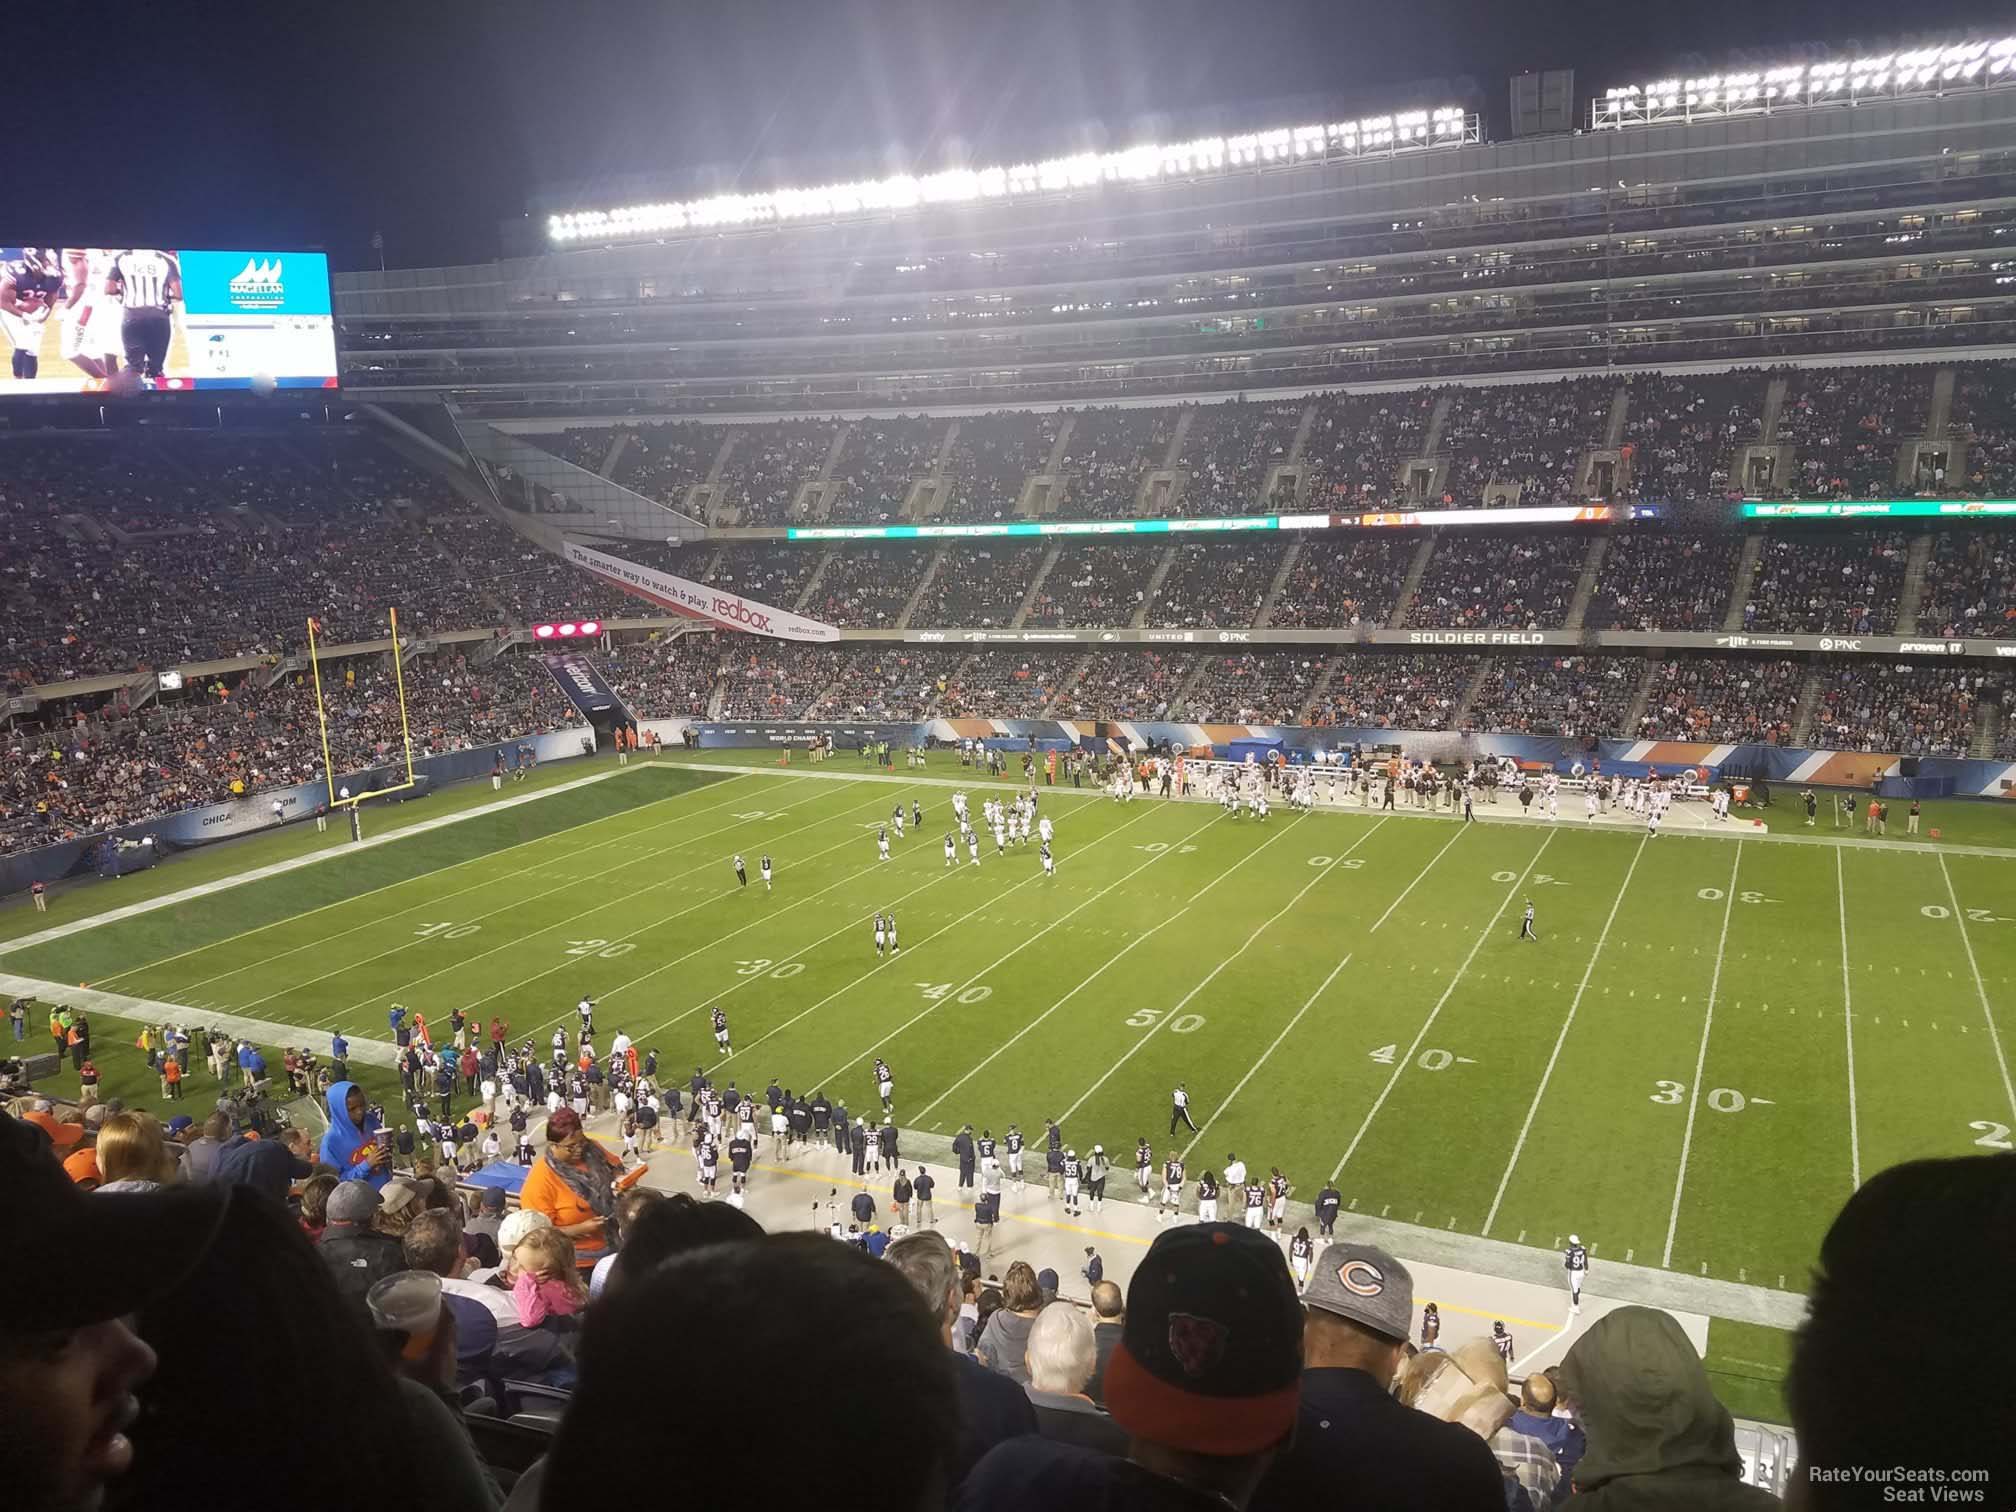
110, 249, 180, 379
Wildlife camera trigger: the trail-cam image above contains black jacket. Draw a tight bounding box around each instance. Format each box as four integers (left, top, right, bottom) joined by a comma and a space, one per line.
1250, 1367, 1504, 1512
951, 1349, 1039, 1488
317, 1224, 405, 1313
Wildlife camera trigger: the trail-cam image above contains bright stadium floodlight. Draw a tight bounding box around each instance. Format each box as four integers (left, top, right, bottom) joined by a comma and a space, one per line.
1593, 35, 2016, 128
547, 105, 1479, 244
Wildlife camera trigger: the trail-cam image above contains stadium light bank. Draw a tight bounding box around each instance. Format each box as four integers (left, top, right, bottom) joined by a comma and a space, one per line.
1592, 35, 2016, 128
547, 107, 1477, 245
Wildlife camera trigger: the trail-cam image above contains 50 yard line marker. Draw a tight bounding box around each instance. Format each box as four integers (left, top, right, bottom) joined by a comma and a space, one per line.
1662, 841, 1742, 1267
1837, 848, 1861, 1190
912, 816, 1365, 1126
1056, 815, 1365, 1128
1482, 834, 1648, 1235
1940, 854, 2016, 1123
1330, 830, 1557, 1185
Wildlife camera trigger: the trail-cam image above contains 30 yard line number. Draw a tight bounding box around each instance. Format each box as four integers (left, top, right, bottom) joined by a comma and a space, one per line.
1651, 1080, 1766, 1112
1698, 889, 1772, 904
734, 959, 805, 979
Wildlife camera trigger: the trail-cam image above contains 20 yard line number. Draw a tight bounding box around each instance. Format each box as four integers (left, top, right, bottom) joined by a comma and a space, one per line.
1921, 904, 2007, 923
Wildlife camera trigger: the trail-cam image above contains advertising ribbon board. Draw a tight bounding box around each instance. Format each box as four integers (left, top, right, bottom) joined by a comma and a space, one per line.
562, 541, 839, 641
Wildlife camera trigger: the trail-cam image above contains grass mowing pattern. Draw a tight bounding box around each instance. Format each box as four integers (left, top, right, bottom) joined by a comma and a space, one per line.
16, 755, 2016, 1343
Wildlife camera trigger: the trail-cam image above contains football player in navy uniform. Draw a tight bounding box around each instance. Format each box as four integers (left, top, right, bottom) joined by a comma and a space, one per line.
1564, 1234, 1589, 1309
0, 248, 62, 380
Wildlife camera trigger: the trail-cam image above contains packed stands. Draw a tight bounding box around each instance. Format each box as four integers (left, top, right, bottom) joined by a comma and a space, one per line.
714, 641, 838, 719
1464, 655, 1638, 738
1267, 536, 1413, 629
1438, 378, 1611, 505
1024, 542, 1152, 627
806, 647, 950, 720
1809, 662, 1988, 757
1917, 529, 2016, 639
827, 415, 943, 523
1634, 657, 1803, 745
1585, 529, 1745, 632
1056, 651, 1193, 720
1301, 391, 1435, 506
941, 413, 1061, 521
938, 651, 1066, 718
1737, 529, 1910, 635
803, 546, 927, 627
1404, 532, 1588, 629
597, 636, 722, 719
698, 543, 822, 610
1148, 541, 1285, 628
1953, 364, 2016, 497
906, 543, 1046, 627
1059, 407, 1176, 516
1620, 371, 1762, 502
1311, 653, 1479, 730
1183, 653, 1325, 725
715, 419, 842, 525
1777, 367, 1924, 499
1178, 400, 1303, 515
607, 422, 716, 504
0, 650, 571, 856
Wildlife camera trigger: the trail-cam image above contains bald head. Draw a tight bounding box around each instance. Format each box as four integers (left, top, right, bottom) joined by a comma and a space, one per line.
1090, 1280, 1123, 1320
1521, 1373, 1557, 1413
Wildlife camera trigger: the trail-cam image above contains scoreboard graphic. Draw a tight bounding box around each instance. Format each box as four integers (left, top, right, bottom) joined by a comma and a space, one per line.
0, 245, 339, 394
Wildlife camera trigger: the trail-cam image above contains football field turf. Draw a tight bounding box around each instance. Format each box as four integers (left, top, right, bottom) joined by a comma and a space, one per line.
8, 754, 2016, 1300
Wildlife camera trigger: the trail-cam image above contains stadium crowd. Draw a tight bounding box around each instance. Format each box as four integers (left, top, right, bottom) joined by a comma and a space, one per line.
1584, 530, 1746, 633
1437, 378, 1612, 505
1808, 662, 1987, 758
17, 1046, 1995, 1512
1404, 533, 1588, 630
1915, 529, 2016, 639
1310, 654, 1479, 731
1463, 656, 1638, 740
1633, 659, 1805, 746
1738, 530, 1911, 635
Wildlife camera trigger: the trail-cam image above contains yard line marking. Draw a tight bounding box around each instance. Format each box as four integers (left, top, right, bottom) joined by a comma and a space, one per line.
663, 802, 1173, 1062
236, 783, 874, 1019
303, 786, 900, 1029
1836, 849, 1861, 1190
1482, 835, 1648, 1235
921, 819, 1388, 1129
1330, 831, 1557, 1184
88, 772, 773, 988
1663, 841, 1742, 1268
1055, 816, 1348, 1128
1940, 855, 2016, 1122
802, 807, 1225, 1091
1180, 951, 1354, 1164
146, 774, 791, 998
1368, 822, 1468, 932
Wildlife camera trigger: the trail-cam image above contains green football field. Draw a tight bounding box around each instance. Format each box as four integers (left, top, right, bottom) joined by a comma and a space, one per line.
8, 753, 2016, 1301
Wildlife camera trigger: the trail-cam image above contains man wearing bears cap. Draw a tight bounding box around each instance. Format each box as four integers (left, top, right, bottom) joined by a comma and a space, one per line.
959, 1222, 1303, 1510
1249, 1241, 1503, 1512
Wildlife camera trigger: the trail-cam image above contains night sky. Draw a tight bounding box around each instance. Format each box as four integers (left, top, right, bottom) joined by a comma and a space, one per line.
16, 0, 2012, 271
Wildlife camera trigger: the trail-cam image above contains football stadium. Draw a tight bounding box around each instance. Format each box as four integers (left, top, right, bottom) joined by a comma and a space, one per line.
6, 11, 2016, 1510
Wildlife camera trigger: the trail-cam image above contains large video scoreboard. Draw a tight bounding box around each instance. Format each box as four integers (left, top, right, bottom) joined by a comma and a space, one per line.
0, 245, 338, 394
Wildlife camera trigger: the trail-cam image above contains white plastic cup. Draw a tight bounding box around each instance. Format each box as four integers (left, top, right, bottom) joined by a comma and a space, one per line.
366, 1270, 443, 1360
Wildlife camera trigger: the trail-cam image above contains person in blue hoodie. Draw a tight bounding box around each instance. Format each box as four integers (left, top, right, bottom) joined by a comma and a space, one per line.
319, 1081, 392, 1189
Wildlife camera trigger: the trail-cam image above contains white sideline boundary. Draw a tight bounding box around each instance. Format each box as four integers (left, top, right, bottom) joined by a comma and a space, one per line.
0, 762, 693, 958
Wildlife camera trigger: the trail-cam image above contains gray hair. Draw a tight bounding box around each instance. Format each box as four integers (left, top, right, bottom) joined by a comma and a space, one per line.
1026, 1302, 1097, 1395
885, 1229, 958, 1325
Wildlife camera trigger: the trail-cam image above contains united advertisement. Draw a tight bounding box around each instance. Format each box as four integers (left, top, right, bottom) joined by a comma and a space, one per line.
0, 245, 339, 394
561, 540, 840, 642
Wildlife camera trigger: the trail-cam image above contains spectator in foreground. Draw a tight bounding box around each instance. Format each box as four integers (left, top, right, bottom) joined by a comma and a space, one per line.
319, 1080, 393, 1189
541, 1235, 956, 1509
403, 1208, 577, 1387
1407, 1339, 1557, 1507
317, 1178, 406, 1308
1086, 1278, 1125, 1405
1, 1110, 226, 1512
517, 1106, 644, 1275
1508, 1370, 1585, 1484
888, 1229, 1037, 1487
1558, 1306, 1778, 1510
976, 1259, 1045, 1384
960, 1222, 1304, 1512
113, 1184, 499, 1512
1251, 1242, 1503, 1512
95, 1111, 178, 1192
1024, 1302, 1129, 1456
183, 1110, 231, 1181
1788, 1152, 2015, 1510
212, 1123, 315, 1205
